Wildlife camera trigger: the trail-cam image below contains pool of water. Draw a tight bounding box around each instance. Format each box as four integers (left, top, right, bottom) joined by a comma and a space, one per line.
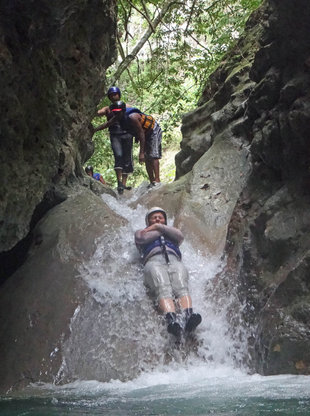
1, 366, 309, 415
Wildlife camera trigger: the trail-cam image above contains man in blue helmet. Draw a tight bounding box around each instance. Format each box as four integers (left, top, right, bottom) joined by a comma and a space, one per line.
98, 100, 162, 188
135, 207, 202, 337
94, 87, 134, 195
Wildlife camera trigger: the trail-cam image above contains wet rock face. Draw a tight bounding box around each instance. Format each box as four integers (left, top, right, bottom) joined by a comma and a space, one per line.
0, 189, 128, 392
235, 0, 310, 375
178, 0, 310, 375
224, 183, 310, 375
0, 0, 116, 254
175, 0, 310, 374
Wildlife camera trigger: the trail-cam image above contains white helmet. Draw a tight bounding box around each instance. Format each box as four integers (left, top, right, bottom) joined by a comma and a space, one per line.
145, 207, 167, 226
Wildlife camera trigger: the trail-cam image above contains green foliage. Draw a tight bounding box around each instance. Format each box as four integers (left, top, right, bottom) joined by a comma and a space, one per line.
88, 0, 263, 187
86, 129, 116, 185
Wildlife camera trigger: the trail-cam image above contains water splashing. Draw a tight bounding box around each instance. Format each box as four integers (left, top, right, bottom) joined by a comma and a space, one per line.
4, 190, 310, 415
77, 190, 250, 373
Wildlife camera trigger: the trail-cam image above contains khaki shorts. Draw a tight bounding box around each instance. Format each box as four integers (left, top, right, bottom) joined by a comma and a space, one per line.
143, 254, 189, 301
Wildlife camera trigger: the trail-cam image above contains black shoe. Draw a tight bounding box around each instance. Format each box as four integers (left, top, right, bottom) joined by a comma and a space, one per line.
117, 182, 124, 194
167, 321, 182, 337
165, 312, 182, 337
123, 185, 132, 190
185, 313, 202, 332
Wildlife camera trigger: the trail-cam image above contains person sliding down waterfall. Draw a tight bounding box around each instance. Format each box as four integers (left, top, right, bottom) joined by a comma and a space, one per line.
135, 207, 202, 337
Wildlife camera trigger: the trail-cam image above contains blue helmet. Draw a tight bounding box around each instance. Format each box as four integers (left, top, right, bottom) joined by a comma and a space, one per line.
107, 86, 121, 98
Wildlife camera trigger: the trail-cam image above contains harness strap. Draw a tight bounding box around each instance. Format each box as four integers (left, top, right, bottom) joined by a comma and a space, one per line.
160, 236, 170, 264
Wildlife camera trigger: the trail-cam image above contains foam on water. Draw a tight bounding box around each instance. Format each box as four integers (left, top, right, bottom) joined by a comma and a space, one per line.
26, 370, 310, 403
10, 354, 310, 415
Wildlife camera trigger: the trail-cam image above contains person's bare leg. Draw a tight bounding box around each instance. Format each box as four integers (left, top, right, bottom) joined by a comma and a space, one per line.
115, 169, 122, 182
116, 169, 124, 194
178, 295, 192, 310
152, 159, 160, 183
122, 173, 128, 186
159, 296, 193, 313
145, 159, 155, 183
159, 298, 175, 313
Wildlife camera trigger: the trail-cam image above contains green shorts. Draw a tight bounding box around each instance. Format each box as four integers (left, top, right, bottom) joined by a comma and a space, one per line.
143, 254, 189, 301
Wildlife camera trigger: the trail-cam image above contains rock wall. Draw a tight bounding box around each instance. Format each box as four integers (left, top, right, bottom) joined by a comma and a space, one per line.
1, 0, 310, 395
0, 0, 116, 263
0, 188, 128, 392
176, 0, 310, 374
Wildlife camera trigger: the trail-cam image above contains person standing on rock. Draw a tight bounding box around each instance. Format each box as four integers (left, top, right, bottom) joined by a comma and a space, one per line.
96, 100, 162, 189
135, 207, 202, 337
93, 87, 134, 194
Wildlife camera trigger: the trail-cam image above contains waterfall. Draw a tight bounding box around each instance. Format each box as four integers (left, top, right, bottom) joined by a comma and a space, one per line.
4, 189, 310, 416
56, 188, 250, 385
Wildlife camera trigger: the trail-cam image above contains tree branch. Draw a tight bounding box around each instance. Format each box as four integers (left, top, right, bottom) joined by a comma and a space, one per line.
126, 0, 155, 32
184, 0, 197, 34
187, 32, 213, 55
109, 0, 181, 85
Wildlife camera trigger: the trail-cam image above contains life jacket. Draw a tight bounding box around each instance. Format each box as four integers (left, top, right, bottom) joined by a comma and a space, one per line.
141, 114, 155, 130
140, 237, 182, 262
107, 111, 128, 135
120, 108, 155, 134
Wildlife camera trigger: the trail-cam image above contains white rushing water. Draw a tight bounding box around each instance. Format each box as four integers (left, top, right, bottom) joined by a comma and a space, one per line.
11, 188, 309, 415
21, 363, 310, 415
89, 190, 246, 370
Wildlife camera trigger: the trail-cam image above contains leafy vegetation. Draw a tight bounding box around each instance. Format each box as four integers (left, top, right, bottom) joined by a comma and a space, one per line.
89, 0, 262, 187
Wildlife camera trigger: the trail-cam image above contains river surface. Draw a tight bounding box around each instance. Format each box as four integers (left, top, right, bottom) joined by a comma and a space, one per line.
1, 369, 309, 415
1, 190, 309, 415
